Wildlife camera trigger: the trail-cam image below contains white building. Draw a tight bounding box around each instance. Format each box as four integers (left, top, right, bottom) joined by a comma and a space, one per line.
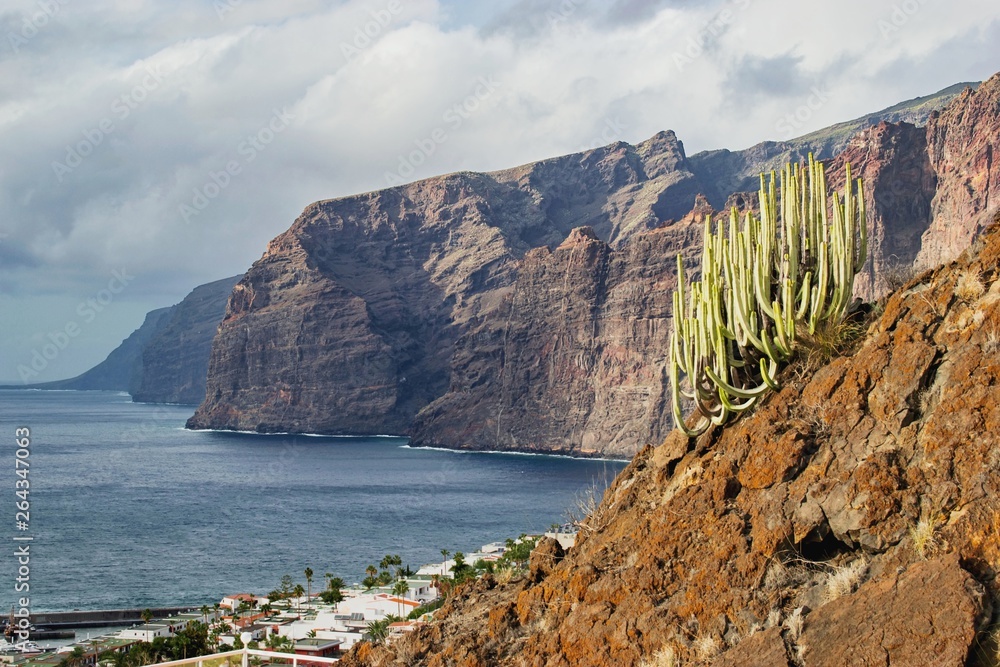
119, 624, 172, 641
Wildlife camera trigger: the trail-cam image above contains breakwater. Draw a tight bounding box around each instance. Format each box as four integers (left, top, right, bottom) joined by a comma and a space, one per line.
27, 607, 198, 629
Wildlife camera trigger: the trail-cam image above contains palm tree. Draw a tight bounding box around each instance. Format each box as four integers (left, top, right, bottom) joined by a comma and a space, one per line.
140, 609, 153, 638
236, 600, 250, 622
364, 564, 378, 590
304, 568, 313, 609
200, 605, 211, 626
391, 580, 409, 617
366, 619, 390, 645
292, 584, 305, 615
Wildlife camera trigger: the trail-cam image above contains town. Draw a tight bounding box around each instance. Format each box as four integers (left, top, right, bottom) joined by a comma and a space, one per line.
3, 531, 574, 667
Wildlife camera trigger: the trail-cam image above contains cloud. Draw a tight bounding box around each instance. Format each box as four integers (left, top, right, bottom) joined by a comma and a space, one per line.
1, 0, 999, 381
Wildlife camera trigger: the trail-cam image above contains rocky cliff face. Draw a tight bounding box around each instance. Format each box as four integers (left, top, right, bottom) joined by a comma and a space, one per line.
18, 306, 174, 392
685, 81, 975, 208
916, 80, 1000, 270
189, 74, 999, 457
826, 121, 937, 299
411, 218, 704, 458
186, 133, 706, 438
19, 275, 241, 404
132, 275, 242, 404
341, 217, 1000, 667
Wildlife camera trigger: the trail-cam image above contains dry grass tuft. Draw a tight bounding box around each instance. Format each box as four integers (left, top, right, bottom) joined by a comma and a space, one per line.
956, 270, 986, 303
824, 556, 868, 602
985, 326, 1000, 354
494, 565, 515, 585
639, 646, 678, 667
692, 634, 721, 663
784, 607, 805, 641
911, 515, 939, 559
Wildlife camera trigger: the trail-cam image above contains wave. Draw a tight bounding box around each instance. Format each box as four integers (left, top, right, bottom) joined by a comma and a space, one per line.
400, 444, 629, 463
181, 427, 406, 439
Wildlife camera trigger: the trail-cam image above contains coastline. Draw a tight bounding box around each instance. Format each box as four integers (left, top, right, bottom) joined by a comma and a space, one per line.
400, 444, 631, 463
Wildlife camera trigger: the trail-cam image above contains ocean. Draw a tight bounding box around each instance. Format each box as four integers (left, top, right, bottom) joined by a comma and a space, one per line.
0, 390, 626, 612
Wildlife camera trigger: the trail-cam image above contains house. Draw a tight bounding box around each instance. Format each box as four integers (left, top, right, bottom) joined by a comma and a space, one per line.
119, 624, 172, 641
293, 637, 342, 664
220, 594, 262, 611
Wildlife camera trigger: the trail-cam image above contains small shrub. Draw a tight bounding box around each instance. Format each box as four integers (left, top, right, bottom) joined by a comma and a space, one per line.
956, 270, 986, 303
882, 260, 916, 293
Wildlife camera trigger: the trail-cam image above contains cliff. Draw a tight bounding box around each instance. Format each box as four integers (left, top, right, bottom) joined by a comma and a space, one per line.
132, 274, 242, 404
17, 306, 174, 392
186, 133, 705, 437
340, 215, 1000, 666
189, 75, 998, 457
17, 275, 240, 404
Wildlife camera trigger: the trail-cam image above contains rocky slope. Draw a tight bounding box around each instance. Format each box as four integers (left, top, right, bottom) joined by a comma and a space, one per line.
341, 216, 1000, 667
189, 75, 998, 457
132, 274, 242, 404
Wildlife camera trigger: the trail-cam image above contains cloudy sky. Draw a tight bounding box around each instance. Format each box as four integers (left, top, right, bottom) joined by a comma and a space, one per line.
1, 0, 998, 383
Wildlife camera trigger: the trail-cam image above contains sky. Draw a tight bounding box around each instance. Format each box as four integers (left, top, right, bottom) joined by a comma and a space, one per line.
1, 0, 998, 383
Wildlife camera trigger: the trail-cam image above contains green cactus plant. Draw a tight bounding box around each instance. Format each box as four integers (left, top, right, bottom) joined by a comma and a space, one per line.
669, 155, 866, 437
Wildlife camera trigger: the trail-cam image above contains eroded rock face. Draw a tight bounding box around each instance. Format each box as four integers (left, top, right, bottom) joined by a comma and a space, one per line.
187, 134, 707, 444
917, 77, 1000, 270
132, 275, 242, 405
827, 121, 937, 301
799, 555, 988, 667
409, 222, 700, 458
339, 222, 1000, 666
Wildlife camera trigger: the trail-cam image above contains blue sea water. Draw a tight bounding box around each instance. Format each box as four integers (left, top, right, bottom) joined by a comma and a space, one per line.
0, 390, 626, 612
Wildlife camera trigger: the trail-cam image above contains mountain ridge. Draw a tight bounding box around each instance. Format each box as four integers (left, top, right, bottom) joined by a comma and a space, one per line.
187, 74, 998, 458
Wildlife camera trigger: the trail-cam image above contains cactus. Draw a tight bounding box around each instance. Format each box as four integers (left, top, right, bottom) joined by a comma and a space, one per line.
669, 156, 866, 437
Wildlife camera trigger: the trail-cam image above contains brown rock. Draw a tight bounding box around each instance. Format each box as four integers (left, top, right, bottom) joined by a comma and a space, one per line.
799, 555, 989, 667
528, 537, 564, 582
712, 628, 790, 667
